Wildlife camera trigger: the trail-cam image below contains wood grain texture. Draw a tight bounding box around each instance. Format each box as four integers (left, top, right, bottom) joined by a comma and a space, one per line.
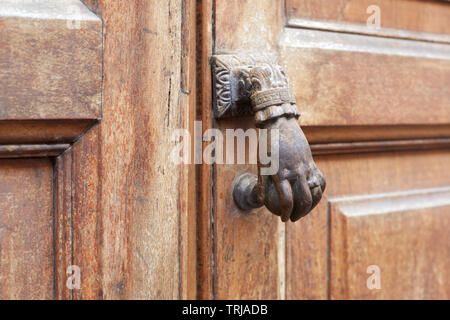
197, 0, 214, 300
64, 0, 450, 301
212, 0, 450, 301
54, 125, 103, 300
310, 138, 450, 156
303, 125, 450, 145
71, 126, 102, 299
215, 0, 284, 51
279, 28, 450, 127
286, 0, 450, 36
287, 17, 450, 44
78, 0, 197, 299
0, 0, 102, 120
0, 144, 69, 158
213, 119, 284, 299
287, 150, 450, 299
329, 188, 450, 299
212, 0, 287, 299
0, 159, 54, 299
81, 0, 101, 16
55, 151, 74, 300
0, 120, 95, 145
178, 0, 198, 300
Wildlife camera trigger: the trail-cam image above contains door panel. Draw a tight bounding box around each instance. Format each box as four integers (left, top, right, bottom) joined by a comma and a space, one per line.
0, 159, 54, 299
213, 120, 285, 299
1, 0, 199, 300
329, 188, 450, 299
207, 0, 450, 300
279, 29, 450, 127
287, 150, 450, 299
206, 0, 286, 300
75, 0, 199, 299
0, 0, 102, 120
286, 0, 450, 37
1, 0, 449, 300
0, 0, 103, 300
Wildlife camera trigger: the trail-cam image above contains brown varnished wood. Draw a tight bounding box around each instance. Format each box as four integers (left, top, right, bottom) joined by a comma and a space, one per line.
211, 0, 287, 299
197, 0, 215, 300
0, 120, 95, 145
329, 188, 450, 299
82, 0, 101, 16
287, 150, 450, 299
310, 138, 450, 156
279, 29, 450, 128
0, 144, 70, 158
0, 159, 54, 299
286, 0, 450, 36
71, 126, 102, 299
78, 0, 197, 299
0, 0, 102, 298
211, 0, 450, 300
215, 0, 284, 51
213, 119, 284, 299
179, 0, 198, 300
55, 151, 74, 300
303, 125, 450, 144
54, 125, 102, 300
0, 0, 198, 300
0, 0, 102, 120
0, 120, 95, 144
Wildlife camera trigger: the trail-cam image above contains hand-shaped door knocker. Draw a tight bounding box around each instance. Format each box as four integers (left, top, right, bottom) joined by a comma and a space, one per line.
211, 53, 325, 222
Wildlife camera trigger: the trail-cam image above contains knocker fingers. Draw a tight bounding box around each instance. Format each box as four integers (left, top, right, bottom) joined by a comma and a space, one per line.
290, 175, 313, 222
272, 176, 294, 222
309, 168, 325, 211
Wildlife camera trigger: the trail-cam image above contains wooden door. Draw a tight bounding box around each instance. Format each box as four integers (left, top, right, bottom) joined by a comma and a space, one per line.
0, 0, 102, 299
198, 0, 450, 299
0, 0, 198, 299
1, 0, 449, 301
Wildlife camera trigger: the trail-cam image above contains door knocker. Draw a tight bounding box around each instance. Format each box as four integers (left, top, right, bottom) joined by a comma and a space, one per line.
211, 53, 326, 222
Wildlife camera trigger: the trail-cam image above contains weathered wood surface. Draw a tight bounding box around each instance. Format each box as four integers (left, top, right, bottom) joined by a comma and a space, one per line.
279, 28, 450, 128
206, 0, 288, 300
54, 151, 74, 300
0, 0, 439, 300
0, 159, 54, 299
210, 0, 450, 301
287, 0, 450, 37
329, 187, 450, 299
0, 0, 102, 120
310, 138, 450, 156
0, 144, 69, 158
212, 119, 285, 299
286, 150, 450, 299
196, 0, 214, 300
303, 125, 450, 145
0, 120, 95, 145
78, 0, 197, 299
215, 0, 284, 51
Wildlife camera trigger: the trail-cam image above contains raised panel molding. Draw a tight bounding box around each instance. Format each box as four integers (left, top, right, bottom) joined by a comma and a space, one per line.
279, 28, 450, 129
329, 187, 450, 299
310, 138, 450, 156
286, 0, 450, 38
0, 0, 103, 157
0, 159, 54, 299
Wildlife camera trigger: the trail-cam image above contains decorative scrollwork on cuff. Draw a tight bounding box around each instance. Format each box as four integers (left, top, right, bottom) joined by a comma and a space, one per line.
251, 88, 296, 111
211, 53, 300, 124
211, 53, 326, 223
